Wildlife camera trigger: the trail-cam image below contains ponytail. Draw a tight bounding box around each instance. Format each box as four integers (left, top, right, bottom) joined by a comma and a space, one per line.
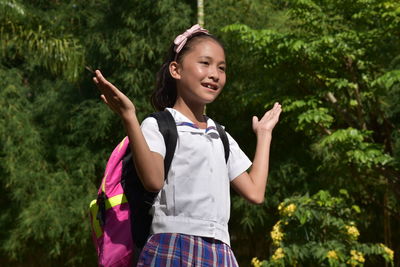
151, 43, 177, 111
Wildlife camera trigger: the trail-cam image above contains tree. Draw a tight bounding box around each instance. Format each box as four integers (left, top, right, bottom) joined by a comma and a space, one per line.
1, 0, 194, 265
219, 0, 400, 264
0, 0, 83, 81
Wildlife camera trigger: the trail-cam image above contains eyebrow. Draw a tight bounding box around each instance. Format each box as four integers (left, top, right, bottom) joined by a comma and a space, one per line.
198, 56, 226, 65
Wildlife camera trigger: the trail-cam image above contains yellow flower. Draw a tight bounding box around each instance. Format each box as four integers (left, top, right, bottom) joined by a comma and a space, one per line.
350, 250, 365, 263
270, 221, 284, 245
326, 250, 338, 260
346, 250, 365, 266
272, 248, 285, 261
283, 203, 297, 217
251, 257, 262, 267
345, 225, 360, 240
278, 203, 297, 217
379, 243, 394, 261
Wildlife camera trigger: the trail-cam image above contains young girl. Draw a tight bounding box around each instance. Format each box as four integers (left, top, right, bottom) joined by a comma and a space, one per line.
93, 24, 281, 267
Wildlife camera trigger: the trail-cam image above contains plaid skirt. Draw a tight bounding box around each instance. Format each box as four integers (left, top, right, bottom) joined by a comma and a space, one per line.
136, 233, 239, 267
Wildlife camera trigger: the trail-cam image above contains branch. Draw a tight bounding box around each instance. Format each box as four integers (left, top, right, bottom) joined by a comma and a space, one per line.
317, 122, 332, 135
353, 83, 367, 130
345, 56, 367, 130
324, 91, 357, 128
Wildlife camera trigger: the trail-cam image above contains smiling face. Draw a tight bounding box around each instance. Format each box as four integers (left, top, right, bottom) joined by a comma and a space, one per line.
170, 38, 226, 109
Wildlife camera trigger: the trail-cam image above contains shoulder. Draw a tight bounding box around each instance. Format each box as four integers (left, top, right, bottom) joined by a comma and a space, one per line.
225, 131, 243, 153
143, 109, 181, 125
141, 114, 166, 157
141, 116, 158, 130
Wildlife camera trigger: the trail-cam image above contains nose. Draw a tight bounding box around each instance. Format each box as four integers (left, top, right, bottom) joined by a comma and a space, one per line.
208, 66, 219, 82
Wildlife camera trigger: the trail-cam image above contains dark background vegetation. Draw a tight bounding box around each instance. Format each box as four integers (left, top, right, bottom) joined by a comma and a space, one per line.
1, 0, 399, 266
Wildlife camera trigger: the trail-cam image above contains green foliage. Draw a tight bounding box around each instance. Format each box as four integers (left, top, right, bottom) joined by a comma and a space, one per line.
0, 0, 194, 265
0, 68, 97, 265
1, 0, 400, 265
314, 128, 393, 168
252, 190, 394, 266
219, 0, 400, 264
0, 0, 84, 82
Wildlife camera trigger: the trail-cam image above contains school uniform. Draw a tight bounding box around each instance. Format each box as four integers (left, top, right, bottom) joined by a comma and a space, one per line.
136, 108, 252, 267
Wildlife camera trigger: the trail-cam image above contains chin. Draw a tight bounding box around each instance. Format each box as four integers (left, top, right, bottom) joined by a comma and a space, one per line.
203, 95, 219, 104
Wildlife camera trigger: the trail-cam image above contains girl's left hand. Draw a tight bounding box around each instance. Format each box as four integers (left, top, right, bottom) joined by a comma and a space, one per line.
252, 102, 282, 135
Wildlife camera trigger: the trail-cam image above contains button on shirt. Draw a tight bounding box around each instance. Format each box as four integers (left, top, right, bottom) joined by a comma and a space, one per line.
141, 108, 252, 246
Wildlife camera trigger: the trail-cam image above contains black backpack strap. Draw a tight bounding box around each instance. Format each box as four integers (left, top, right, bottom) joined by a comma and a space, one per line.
122, 110, 178, 252
150, 110, 178, 177
214, 121, 230, 163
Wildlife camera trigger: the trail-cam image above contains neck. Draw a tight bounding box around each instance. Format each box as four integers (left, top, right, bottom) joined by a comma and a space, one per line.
173, 98, 206, 125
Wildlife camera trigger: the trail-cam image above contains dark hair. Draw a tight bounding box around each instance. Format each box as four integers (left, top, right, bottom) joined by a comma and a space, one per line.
151, 32, 225, 111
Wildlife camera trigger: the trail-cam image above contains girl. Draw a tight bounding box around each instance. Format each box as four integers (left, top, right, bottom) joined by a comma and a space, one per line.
93, 24, 281, 266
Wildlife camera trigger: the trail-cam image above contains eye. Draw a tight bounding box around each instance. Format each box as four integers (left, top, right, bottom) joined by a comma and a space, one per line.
219, 66, 226, 72
200, 61, 209, 65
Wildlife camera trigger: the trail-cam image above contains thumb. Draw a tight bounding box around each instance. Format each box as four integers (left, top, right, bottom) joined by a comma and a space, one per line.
252, 116, 258, 127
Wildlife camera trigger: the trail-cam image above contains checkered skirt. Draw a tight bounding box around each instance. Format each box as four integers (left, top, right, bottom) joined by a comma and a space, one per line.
136, 233, 239, 267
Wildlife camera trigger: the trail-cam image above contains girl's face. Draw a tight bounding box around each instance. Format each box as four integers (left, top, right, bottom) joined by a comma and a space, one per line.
173, 38, 226, 107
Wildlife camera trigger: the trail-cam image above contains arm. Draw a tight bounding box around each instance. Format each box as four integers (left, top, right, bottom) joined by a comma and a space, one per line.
231, 102, 282, 204
93, 70, 164, 192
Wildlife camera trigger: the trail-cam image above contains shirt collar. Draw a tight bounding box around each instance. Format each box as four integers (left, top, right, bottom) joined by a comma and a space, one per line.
165, 108, 220, 138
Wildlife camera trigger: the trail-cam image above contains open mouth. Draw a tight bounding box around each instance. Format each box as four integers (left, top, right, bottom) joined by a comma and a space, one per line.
202, 83, 218, 90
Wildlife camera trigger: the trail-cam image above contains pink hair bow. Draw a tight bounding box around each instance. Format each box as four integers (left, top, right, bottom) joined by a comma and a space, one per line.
174, 24, 209, 54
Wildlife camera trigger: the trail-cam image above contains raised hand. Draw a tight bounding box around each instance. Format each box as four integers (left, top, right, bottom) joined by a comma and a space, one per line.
252, 102, 282, 135
92, 70, 136, 119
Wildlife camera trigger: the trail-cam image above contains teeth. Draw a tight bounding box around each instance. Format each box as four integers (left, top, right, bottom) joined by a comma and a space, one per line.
203, 83, 217, 89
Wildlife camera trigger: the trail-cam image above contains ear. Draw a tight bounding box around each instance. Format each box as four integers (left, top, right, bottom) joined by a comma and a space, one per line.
169, 61, 181, 80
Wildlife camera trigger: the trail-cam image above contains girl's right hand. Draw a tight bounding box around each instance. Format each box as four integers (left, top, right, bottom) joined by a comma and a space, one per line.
93, 70, 136, 119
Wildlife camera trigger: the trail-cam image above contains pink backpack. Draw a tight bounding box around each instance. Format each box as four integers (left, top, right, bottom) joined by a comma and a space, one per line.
90, 136, 134, 266
89, 111, 178, 267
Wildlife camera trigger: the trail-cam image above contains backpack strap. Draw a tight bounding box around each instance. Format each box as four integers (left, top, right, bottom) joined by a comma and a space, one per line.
149, 110, 178, 178
214, 121, 230, 163
121, 110, 178, 251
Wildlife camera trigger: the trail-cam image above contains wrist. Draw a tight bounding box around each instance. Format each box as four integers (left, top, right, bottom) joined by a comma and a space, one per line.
121, 110, 137, 125
256, 130, 272, 139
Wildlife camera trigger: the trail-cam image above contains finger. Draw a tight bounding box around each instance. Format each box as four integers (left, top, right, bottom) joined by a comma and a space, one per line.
95, 70, 112, 88
101, 96, 118, 114
273, 107, 282, 120
272, 106, 280, 115
263, 110, 272, 119
100, 94, 109, 105
95, 70, 105, 82
94, 71, 109, 93
266, 103, 278, 115
271, 105, 281, 116
252, 116, 259, 125
95, 70, 119, 94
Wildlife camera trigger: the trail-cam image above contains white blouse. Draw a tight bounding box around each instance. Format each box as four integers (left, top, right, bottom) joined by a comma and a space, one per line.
141, 108, 252, 246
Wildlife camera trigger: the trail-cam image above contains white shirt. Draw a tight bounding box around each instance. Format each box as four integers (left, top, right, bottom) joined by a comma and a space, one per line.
141, 108, 252, 246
